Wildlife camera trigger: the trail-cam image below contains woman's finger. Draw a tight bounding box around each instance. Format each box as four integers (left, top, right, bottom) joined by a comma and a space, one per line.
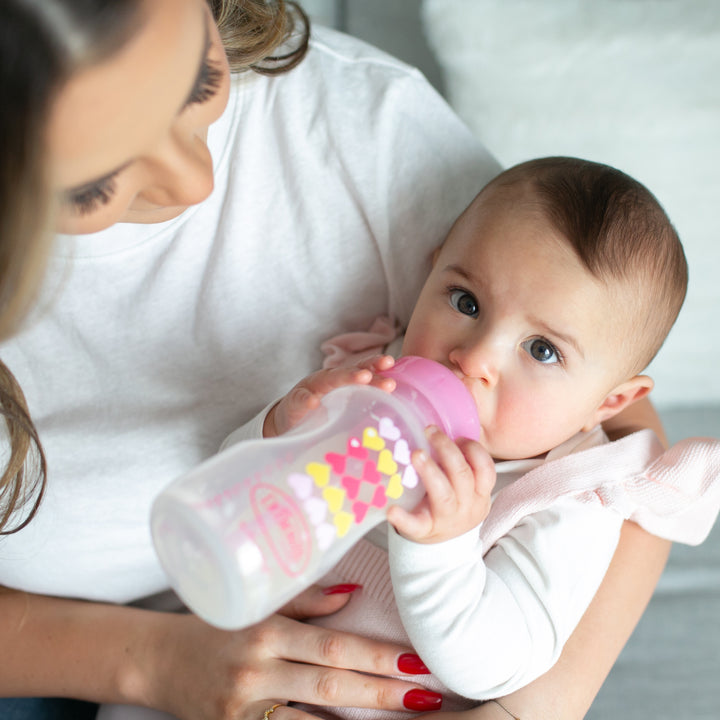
264, 659, 434, 712
277, 584, 360, 620
257, 613, 418, 679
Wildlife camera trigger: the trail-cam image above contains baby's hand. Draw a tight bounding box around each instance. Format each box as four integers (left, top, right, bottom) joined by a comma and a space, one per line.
264, 355, 397, 437
387, 426, 495, 544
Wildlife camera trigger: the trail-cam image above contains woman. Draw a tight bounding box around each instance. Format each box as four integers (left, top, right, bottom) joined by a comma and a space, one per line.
0, 1, 671, 719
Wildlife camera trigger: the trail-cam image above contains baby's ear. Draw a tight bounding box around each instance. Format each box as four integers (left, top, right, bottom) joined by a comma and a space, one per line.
582, 375, 654, 431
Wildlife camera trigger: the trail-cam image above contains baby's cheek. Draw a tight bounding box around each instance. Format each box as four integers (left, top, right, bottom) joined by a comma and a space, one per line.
493, 391, 561, 458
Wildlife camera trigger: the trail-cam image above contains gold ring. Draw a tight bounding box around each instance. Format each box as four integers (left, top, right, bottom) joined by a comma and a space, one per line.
263, 704, 282, 720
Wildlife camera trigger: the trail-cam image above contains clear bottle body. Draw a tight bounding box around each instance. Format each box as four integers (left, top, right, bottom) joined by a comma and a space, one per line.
151, 384, 431, 629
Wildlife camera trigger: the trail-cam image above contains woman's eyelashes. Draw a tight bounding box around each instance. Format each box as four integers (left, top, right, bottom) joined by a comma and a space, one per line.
64, 57, 223, 216
185, 57, 223, 106
65, 174, 118, 216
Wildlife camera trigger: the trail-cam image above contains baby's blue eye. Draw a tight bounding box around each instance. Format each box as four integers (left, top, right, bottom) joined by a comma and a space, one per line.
523, 338, 560, 364
449, 290, 479, 318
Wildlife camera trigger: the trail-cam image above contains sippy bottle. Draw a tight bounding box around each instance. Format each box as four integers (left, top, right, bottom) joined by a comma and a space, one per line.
151, 356, 480, 629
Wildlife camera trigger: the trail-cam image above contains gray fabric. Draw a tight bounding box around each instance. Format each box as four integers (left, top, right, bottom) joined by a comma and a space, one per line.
589, 407, 720, 718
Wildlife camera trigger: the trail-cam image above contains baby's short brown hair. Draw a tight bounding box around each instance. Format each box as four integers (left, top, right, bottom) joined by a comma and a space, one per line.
483, 157, 687, 374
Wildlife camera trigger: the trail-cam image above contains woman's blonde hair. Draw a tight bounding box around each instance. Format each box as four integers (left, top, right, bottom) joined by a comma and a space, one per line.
0, 0, 310, 534
211, 0, 309, 74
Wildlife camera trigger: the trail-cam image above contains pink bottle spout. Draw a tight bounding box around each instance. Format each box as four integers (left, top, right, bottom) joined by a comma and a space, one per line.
381, 356, 480, 441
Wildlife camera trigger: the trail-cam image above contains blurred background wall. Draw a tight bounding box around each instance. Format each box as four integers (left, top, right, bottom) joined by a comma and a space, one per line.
302, 0, 720, 411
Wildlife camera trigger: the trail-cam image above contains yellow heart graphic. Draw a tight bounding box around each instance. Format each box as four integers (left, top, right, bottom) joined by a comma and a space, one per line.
333, 511, 354, 537
362, 427, 385, 452
322, 486, 346, 513
385, 474, 404, 500
377, 448, 398, 476
306, 462, 331, 487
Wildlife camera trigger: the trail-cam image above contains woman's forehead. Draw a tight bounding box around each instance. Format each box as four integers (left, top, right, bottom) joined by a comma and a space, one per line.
46, 0, 207, 190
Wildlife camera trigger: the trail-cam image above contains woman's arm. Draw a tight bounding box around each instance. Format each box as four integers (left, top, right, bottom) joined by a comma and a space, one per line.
487, 521, 671, 719
0, 585, 436, 720
422, 522, 670, 720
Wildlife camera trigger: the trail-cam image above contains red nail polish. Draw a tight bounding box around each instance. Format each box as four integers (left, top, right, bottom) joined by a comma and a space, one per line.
397, 653, 431, 675
322, 583, 362, 595
403, 689, 443, 711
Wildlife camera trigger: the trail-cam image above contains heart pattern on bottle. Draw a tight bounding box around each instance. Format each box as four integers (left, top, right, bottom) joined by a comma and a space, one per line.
285, 417, 418, 547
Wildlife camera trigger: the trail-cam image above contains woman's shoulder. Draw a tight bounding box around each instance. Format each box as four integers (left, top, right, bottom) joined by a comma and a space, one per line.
307, 25, 426, 81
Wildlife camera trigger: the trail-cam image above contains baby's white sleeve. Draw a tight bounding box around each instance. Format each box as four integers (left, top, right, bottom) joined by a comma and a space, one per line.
388, 497, 624, 699
219, 398, 278, 449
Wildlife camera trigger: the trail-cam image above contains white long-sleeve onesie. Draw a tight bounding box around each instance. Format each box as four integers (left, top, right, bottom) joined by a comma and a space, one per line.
294, 428, 720, 720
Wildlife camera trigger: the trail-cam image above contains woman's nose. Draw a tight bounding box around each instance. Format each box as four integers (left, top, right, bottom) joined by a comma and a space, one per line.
139, 127, 215, 208
448, 339, 499, 387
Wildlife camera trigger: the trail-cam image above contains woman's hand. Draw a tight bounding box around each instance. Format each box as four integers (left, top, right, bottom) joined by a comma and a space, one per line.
264, 355, 397, 438
139, 584, 441, 720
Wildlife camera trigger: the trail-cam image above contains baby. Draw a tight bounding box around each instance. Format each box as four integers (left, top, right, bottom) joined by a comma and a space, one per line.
250, 157, 720, 713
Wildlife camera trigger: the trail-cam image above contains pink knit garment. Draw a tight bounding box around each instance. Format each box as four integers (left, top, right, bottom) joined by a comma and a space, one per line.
481, 430, 720, 548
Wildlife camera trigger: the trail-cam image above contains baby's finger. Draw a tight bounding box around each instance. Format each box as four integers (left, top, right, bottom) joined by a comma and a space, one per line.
354, 355, 397, 393
423, 427, 476, 500
357, 354, 396, 373
387, 502, 433, 539
303, 366, 373, 396
455, 437, 496, 497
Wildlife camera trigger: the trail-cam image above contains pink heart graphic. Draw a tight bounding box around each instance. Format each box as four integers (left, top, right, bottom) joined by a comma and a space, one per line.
362, 461, 382, 485
393, 439, 411, 466
325, 452, 346, 475
352, 501, 369, 523
342, 476, 362, 500
379, 417, 401, 441
370, 485, 387, 508
287, 473, 313, 500
348, 437, 367, 459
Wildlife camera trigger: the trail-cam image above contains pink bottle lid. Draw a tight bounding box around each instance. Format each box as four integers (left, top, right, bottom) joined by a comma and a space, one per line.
381, 356, 480, 441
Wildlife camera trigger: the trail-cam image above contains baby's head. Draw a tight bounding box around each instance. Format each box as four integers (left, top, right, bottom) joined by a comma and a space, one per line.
403, 157, 687, 460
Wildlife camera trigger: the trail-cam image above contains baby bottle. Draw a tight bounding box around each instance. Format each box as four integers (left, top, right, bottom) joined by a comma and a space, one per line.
151, 356, 480, 629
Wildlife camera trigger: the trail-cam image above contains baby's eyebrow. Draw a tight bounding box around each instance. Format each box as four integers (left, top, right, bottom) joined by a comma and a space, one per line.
533, 317, 584, 359
442, 263, 483, 287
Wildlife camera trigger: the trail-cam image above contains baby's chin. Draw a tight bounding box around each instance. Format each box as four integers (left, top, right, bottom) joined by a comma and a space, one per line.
491, 450, 550, 462
485, 437, 554, 462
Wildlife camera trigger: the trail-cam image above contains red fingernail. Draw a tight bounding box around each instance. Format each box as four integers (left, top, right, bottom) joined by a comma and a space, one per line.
403, 689, 443, 711
322, 583, 362, 595
397, 653, 431, 675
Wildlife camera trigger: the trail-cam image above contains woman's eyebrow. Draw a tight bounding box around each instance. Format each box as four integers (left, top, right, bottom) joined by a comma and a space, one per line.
181, 10, 212, 110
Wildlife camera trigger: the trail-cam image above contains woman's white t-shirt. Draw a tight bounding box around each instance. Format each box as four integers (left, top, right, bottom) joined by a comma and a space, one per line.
0, 27, 500, 603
